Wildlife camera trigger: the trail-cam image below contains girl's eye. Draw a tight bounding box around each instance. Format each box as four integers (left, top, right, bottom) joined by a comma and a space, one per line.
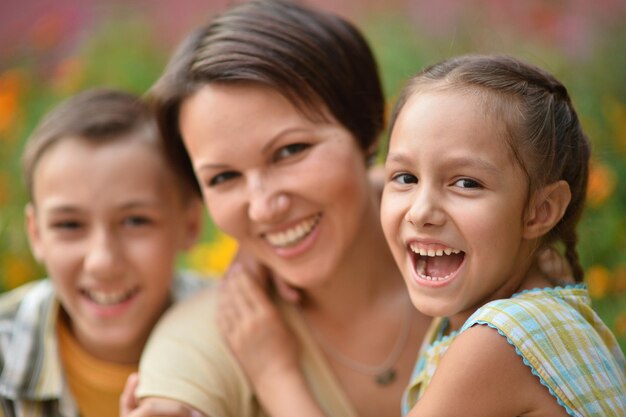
208, 171, 240, 186
392, 173, 418, 185
123, 216, 152, 227
274, 143, 310, 161
455, 178, 481, 189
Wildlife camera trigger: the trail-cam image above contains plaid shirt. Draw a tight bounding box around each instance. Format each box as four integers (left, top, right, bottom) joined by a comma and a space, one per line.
0, 273, 210, 417
402, 285, 626, 416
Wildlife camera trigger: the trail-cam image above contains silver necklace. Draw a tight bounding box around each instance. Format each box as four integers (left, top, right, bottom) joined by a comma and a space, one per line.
306, 300, 413, 386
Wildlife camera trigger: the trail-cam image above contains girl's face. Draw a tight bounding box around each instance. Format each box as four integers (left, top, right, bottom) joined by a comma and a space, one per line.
179, 83, 371, 288
381, 90, 534, 326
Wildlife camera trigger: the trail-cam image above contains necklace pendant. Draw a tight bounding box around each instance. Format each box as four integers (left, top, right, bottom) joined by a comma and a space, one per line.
375, 369, 396, 386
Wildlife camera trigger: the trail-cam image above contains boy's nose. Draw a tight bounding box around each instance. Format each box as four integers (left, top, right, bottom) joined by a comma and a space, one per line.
84, 228, 121, 279
405, 186, 446, 228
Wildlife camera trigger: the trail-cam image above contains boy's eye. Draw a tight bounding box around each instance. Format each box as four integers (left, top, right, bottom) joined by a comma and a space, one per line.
392, 173, 418, 185
208, 171, 240, 186
123, 216, 152, 227
51, 220, 83, 230
274, 143, 310, 161
454, 178, 481, 189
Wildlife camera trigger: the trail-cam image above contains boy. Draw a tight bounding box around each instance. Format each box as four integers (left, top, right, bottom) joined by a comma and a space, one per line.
0, 88, 207, 417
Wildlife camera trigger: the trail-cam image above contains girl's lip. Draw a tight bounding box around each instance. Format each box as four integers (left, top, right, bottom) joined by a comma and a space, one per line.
406, 239, 466, 288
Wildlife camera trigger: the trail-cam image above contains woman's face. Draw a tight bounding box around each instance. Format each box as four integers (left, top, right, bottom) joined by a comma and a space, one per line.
179, 83, 371, 287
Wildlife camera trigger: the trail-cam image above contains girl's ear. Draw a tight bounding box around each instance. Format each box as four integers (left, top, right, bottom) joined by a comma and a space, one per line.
25, 203, 44, 262
523, 180, 571, 239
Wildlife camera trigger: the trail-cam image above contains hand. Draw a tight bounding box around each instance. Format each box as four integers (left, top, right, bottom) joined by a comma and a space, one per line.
216, 263, 300, 386
120, 373, 205, 417
227, 248, 301, 303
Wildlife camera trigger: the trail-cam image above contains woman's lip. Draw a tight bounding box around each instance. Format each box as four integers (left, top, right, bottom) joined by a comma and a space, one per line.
262, 213, 322, 247
266, 215, 322, 258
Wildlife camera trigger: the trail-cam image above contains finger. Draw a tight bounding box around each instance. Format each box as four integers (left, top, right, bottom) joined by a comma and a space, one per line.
272, 273, 301, 304
120, 372, 140, 416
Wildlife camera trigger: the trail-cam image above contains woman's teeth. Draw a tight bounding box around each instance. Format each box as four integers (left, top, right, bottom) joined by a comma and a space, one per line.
265, 214, 321, 248
83, 288, 137, 305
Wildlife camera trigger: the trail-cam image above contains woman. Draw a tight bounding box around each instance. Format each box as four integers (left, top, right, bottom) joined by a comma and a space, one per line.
126, 1, 431, 416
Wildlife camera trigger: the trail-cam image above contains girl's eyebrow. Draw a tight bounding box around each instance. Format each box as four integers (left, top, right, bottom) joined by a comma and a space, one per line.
386, 152, 500, 173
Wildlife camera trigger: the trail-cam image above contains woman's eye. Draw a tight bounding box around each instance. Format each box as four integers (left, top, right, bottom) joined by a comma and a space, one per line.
392, 173, 418, 185
455, 178, 481, 189
274, 143, 310, 161
208, 171, 240, 186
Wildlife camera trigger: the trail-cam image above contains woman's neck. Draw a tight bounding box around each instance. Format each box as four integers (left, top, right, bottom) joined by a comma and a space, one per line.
301, 188, 405, 319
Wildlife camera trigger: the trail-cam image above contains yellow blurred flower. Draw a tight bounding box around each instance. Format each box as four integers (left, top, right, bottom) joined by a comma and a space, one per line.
186, 233, 238, 277
586, 265, 611, 299
51, 57, 85, 95
586, 160, 616, 208
603, 96, 626, 152
614, 310, 626, 337
2, 254, 37, 290
0, 69, 26, 137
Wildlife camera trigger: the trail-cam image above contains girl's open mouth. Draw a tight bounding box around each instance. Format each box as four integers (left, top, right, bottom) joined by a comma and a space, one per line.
409, 243, 465, 282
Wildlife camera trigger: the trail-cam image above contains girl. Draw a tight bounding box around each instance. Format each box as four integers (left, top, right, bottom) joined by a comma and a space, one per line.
381, 54, 626, 416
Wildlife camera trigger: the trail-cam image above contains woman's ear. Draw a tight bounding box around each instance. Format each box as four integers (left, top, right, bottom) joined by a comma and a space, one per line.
25, 203, 44, 262
523, 180, 571, 240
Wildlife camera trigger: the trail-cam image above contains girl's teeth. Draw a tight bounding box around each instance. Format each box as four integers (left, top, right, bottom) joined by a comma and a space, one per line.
409, 243, 461, 257
265, 214, 321, 248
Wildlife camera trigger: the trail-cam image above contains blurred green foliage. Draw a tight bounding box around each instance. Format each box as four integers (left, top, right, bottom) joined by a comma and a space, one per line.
0, 3, 624, 350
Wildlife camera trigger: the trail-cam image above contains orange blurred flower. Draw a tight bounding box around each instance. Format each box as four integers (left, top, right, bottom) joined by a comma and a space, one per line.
186, 233, 238, 277
2, 254, 37, 290
586, 265, 611, 299
0, 69, 26, 137
586, 160, 616, 208
51, 57, 85, 95
613, 264, 626, 294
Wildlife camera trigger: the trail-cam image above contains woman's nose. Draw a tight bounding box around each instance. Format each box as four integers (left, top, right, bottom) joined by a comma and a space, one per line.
247, 173, 291, 223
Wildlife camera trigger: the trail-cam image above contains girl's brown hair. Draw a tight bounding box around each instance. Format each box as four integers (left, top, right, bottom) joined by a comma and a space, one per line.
390, 55, 591, 282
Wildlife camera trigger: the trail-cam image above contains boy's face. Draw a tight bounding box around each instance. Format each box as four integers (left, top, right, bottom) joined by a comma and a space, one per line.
26, 135, 200, 363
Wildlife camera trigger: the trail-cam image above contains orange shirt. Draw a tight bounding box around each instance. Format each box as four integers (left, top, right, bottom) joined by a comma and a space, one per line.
58, 319, 137, 417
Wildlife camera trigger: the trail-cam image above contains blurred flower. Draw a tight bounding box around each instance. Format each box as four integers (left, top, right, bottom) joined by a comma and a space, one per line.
613, 264, 626, 294
0, 172, 9, 207
51, 57, 84, 95
30, 13, 65, 52
586, 265, 611, 299
0, 68, 26, 137
604, 96, 626, 152
614, 310, 626, 337
186, 233, 238, 277
586, 160, 616, 208
2, 254, 37, 290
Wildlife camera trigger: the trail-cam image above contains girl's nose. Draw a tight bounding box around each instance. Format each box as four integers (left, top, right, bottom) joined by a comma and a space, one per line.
405, 185, 446, 228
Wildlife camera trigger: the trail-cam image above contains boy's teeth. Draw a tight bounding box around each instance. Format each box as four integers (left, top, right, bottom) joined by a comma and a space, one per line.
85, 288, 136, 305
265, 214, 321, 248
